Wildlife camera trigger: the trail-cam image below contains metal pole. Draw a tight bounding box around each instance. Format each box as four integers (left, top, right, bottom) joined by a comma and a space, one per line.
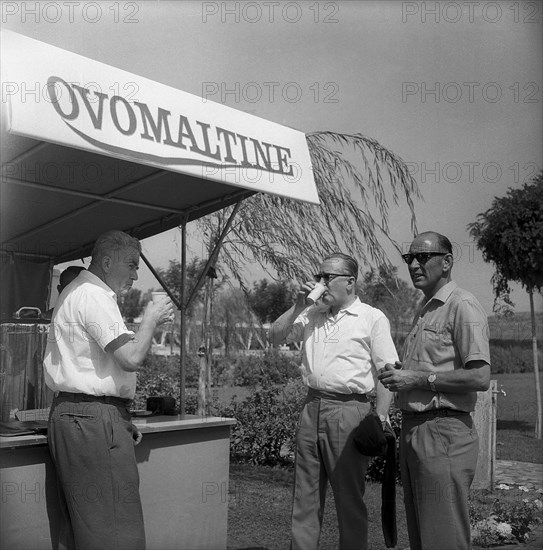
185, 200, 243, 311
139, 253, 181, 311
179, 221, 187, 417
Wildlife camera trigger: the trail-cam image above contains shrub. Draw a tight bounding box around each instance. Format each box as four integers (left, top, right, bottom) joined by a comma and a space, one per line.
490, 342, 542, 374
365, 408, 402, 484
134, 355, 179, 410
470, 485, 543, 546
134, 354, 202, 411
218, 377, 306, 467
232, 349, 301, 387
217, 375, 404, 479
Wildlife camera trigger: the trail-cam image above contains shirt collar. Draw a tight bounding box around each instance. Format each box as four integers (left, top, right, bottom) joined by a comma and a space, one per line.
425, 280, 457, 306
79, 269, 116, 298
326, 296, 363, 317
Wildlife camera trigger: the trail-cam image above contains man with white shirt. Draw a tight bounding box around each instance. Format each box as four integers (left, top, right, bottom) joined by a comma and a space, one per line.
271, 253, 397, 550
44, 230, 174, 550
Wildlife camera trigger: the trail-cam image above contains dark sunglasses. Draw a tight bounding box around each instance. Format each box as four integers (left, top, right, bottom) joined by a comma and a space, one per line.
401, 252, 448, 265
313, 272, 351, 283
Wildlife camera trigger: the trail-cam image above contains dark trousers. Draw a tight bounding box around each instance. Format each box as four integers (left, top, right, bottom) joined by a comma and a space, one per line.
400, 413, 479, 550
291, 390, 371, 550
48, 393, 145, 550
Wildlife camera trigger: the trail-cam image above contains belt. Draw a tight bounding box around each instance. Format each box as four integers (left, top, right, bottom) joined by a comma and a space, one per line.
402, 408, 469, 420
308, 388, 369, 402
56, 391, 132, 407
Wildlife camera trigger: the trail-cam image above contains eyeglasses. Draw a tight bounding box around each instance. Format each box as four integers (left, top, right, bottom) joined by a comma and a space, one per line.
401, 252, 448, 265
313, 272, 351, 283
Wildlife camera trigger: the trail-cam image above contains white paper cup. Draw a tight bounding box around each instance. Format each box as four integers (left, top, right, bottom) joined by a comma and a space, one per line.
152, 291, 168, 304
307, 283, 326, 305
152, 292, 173, 328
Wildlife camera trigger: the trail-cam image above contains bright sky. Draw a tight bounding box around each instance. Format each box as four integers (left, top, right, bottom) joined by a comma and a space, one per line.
2, 0, 542, 314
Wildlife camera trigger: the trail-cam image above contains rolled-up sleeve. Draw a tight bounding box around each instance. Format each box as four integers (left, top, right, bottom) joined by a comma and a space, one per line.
83, 292, 133, 351
285, 308, 310, 344
453, 299, 490, 366
370, 314, 399, 371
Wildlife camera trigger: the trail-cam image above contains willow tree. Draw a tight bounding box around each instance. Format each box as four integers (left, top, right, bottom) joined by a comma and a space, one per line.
192, 131, 421, 413
468, 173, 543, 439
199, 131, 421, 284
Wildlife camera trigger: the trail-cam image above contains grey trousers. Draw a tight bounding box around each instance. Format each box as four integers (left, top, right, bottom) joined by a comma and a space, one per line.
400, 412, 479, 550
48, 393, 145, 550
291, 390, 371, 550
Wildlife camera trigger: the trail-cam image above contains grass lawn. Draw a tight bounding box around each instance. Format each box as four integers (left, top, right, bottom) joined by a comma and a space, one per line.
223, 372, 542, 549
493, 373, 543, 463
227, 464, 409, 550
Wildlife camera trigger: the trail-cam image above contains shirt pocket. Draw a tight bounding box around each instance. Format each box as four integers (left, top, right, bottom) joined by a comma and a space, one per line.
421, 324, 453, 366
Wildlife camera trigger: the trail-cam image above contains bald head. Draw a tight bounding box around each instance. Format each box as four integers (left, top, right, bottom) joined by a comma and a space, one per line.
405, 231, 453, 298
412, 232, 452, 254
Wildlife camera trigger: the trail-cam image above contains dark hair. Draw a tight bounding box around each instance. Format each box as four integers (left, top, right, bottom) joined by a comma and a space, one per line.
59, 266, 85, 289
323, 253, 359, 280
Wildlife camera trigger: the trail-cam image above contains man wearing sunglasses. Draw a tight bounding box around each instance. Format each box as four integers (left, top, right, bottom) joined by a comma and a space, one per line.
378, 232, 490, 550
271, 253, 398, 550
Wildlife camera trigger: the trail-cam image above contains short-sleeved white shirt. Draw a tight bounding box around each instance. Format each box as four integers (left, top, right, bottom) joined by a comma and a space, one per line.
286, 297, 399, 394
44, 270, 136, 399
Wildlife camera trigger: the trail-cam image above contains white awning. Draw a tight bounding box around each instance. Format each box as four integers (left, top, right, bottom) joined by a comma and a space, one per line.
0, 30, 319, 263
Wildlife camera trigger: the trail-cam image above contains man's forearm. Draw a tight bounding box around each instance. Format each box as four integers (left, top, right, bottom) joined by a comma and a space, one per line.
375, 379, 393, 420
113, 318, 158, 372
270, 303, 306, 346
378, 360, 491, 393
426, 361, 491, 393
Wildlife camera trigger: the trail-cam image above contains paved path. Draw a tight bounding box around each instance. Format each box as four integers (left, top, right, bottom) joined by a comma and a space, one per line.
485, 460, 543, 550
495, 460, 543, 490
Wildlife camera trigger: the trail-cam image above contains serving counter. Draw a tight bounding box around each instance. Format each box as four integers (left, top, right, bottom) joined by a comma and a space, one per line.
0, 415, 236, 550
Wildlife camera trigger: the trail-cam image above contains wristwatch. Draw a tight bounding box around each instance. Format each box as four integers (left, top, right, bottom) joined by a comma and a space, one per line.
427, 373, 437, 392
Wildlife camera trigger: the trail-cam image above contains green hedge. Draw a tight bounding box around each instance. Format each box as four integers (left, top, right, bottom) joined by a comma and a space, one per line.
215, 375, 400, 482
134, 354, 397, 482
230, 349, 301, 386
217, 378, 306, 467
490, 342, 542, 374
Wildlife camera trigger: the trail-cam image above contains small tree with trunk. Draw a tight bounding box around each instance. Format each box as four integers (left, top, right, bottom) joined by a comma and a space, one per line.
468, 173, 543, 439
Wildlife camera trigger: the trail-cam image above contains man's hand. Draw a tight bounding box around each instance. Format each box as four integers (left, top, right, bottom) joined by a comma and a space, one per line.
270, 279, 316, 346
143, 296, 174, 327
132, 424, 143, 446
296, 280, 320, 307
378, 362, 425, 392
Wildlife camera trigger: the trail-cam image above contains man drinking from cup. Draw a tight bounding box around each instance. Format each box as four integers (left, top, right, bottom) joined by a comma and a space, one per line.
271, 252, 397, 550
44, 230, 174, 550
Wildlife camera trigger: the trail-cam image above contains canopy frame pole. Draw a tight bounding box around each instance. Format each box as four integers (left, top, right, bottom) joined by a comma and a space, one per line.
3, 176, 193, 215
179, 219, 188, 417
140, 253, 181, 310
6, 169, 166, 245
185, 200, 244, 312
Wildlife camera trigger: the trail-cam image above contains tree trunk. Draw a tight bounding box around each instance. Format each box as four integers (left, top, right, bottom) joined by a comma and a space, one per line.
225, 309, 230, 358
206, 279, 214, 399
198, 277, 213, 416
529, 290, 542, 439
